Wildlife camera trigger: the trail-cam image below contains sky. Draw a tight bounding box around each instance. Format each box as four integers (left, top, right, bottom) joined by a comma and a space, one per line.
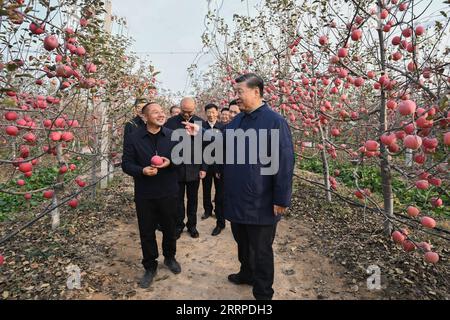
111, 0, 259, 96
111, 0, 449, 96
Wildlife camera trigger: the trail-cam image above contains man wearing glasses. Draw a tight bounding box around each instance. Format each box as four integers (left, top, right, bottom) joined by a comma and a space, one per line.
165, 97, 206, 239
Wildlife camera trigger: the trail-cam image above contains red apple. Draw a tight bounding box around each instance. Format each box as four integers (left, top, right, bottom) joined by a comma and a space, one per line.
351, 29, 362, 41
365, 140, 379, 152
6, 126, 19, 136
76, 179, 86, 187
43, 190, 54, 199
415, 180, 429, 190
444, 132, 450, 146
402, 240, 415, 252
23, 132, 36, 143
404, 135, 422, 150
84, 62, 97, 73
407, 206, 420, 217
50, 131, 61, 141
319, 35, 328, 46
19, 162, 32, 173
418, 242, 431, 252
354, 77, 364, 87
43, 35, 59, 51
424, 252, 439, 264
380, 134, 396, 146
398, 100, 416, 115
61, 132, 74, 142
402, 28, 413, 38
151, 155, 164, 166
337, 48, 348, 58
5, 111, 18, 121
421, 216, 436, 229
68, 199, 78, 208
392, 36, 401, 46
415, 25, 425, 36
392, 231, 405, 244
431, 198, 443, 208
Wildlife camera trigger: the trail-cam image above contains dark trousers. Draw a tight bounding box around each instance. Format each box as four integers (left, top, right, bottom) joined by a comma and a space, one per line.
176, 180, 200, 231
135, 196, 177, 271
202, 171, 225, 228
230, 222, 278, 300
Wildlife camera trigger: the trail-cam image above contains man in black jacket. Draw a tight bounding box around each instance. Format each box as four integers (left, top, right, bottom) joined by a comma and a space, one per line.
123, 99, 163, 233
124, 99, 146, 139
122, 102, 181, 289
165, 97, 206, 239
201, 103, 225, 236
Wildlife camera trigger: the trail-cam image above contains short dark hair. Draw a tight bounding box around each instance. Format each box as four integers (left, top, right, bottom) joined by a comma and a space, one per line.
234, 73, 264, 98
169, 105, 180, 113
221, 107, 230, 113
228, 99, 238, 107
141, 101, 158, 115
204, 103, 219, 112
134, 98, 148, 106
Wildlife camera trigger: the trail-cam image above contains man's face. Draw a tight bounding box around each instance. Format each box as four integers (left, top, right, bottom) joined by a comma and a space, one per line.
170, 107, 181, 117
229, 104, 241, 119
206, 107, 218, 123
220, 110, 230, 124
180, 100, 196, 121
144, 104, 166, 127
135, 103, 146, 119
233, 81, 260, 112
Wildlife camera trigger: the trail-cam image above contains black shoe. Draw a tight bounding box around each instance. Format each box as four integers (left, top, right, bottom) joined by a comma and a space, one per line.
175, 228, 183, 239
164, 257, 181, 274
188, 227, 199, 238
201, 213, 211, 220
211, 226, 224, 236
228, 273, 253, 286
139, 269, 156, 288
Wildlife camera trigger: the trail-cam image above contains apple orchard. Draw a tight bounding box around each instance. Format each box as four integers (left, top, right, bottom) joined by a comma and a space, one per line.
0, 0, 449, 273
0, 0, 159, 260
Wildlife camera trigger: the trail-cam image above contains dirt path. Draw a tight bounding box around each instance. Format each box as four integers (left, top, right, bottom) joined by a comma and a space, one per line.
65, 181, 378, 300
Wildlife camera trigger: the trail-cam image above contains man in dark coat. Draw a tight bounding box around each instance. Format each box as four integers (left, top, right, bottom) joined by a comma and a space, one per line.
165, 97, 206, 239
123, 100, 163, 233
122, 102, 181, 289
223, 74, 294, 300
124, 100, 146, 140
201, 103, 225, 236
184, 73, 294, 300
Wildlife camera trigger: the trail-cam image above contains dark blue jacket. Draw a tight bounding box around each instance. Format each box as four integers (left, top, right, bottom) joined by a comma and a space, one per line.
165, 114, 206, 182
222, 104, 294, 225
124, 116, 146, 140
121, 126, 179, 200
202, 120, 224, 174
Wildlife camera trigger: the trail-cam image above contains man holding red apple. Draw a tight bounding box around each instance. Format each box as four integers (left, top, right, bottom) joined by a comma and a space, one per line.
122, 102, 181, 289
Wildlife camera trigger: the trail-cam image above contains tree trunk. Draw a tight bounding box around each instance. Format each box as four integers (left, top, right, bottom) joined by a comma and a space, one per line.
378, 1, 394, 236
319, 124, 332, 202
51, 144, 64, 230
